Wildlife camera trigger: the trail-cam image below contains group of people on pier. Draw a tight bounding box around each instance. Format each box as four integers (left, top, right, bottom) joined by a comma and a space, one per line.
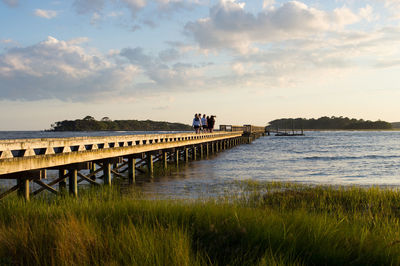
192, 113, 215, 134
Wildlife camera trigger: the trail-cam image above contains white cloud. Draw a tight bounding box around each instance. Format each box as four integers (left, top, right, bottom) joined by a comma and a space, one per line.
66, 37, 90, 45
185, 1, 361, 53
359, 4, 378, 22
34, 9, 58, 19
120, 46, 205, 90
262, 0, 275, 10
0, 36, 138, 101
232, 62, 245, 75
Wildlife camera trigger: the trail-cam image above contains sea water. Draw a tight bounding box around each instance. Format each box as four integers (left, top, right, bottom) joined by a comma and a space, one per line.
134, 131, 400, 198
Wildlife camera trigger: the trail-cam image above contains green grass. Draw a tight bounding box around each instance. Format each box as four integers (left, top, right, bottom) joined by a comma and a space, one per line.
1, 182, 400, 265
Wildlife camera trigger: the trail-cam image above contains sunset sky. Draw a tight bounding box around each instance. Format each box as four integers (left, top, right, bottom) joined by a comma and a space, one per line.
1, 0, 400, 130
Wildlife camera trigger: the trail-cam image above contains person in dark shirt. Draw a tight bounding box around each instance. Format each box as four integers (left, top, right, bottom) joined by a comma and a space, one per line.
208, 115, 215, 133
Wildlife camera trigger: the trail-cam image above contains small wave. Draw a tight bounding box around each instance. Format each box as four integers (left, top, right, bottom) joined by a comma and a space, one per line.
303, 155, 400, 161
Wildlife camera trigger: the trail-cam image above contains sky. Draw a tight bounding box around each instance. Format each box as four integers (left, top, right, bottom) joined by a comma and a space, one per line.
1, 0, 400, 130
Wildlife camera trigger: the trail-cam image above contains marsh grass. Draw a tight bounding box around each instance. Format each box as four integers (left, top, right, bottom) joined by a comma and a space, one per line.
1, 182, 400, 265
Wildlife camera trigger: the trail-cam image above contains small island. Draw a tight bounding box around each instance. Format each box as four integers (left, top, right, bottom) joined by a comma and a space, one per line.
268, 116, 393, 130
50, 116, 193, 131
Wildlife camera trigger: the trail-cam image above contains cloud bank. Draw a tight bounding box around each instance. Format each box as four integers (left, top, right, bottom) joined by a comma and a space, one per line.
0, 37, 137, 101
185, 0, 360, 53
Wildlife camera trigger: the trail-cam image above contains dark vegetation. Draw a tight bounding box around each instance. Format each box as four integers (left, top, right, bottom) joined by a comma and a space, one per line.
50, 116, 193, 131
391, 122, 400, 129
1, 182, 400, 265
268, 116, 392, 130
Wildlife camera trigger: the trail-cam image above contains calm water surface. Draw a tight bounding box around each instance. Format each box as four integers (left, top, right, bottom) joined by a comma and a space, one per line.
135, 131, 400, 198
2, 131, 400, 198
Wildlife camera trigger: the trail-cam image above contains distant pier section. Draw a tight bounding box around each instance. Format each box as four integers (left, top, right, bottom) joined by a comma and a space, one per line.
0, 125, 266, 200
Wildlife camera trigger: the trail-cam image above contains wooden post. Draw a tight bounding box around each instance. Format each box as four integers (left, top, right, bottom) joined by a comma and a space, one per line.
69, 169, 78, 197
90, 162, 96, 181
103, 162, 112, 186
163, 151, 168, 170
185, 148, 189, 162
206, 144, 209, 157
17, 178, 30, 201
193, 147, 197, 160
175, 150, 179, 168
200, 144, 204, 159
59, 169, 67, 191
40, 169, 47, 179
216, 142, 219, 152
128, 157, 136, 184
91, 162, 96, 172
146, 152, 154, 176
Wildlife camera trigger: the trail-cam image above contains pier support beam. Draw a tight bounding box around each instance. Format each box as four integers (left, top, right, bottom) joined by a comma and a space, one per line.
90, 162, 96, 172
59, 169, 67, 192
193, 147, 197, 160
90, 162, 96, 181
17, 178, 30, 201
175, 150, 179, 168
103, 162, 112, 186
185, 148, 189, 162
163, 151, 168, 170
206, 144, 209, 157
127, 157, 136, 184
146, 152, 154, 176
40, 169, 47, 179
69, 169, 78, 197
200, 145, 204, 159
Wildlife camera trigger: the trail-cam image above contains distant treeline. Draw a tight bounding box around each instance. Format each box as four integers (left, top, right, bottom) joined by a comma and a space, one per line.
50, 116, 193, 131
268, 116, 392, 130
391, 122, 400, 129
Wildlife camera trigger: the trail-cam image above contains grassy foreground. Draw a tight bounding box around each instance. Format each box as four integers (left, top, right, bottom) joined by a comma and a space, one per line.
1, 183, 400, 265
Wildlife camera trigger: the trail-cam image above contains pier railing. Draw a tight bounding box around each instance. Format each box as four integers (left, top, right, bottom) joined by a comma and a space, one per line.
0, 132, 242, 175
220, 125, 266, 134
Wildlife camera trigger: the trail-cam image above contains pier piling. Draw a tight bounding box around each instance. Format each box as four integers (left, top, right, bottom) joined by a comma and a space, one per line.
69, 169, 78, 197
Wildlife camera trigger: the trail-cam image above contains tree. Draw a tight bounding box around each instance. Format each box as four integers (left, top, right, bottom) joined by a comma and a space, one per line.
83, 116, 95, 121
101, 117, 112, 122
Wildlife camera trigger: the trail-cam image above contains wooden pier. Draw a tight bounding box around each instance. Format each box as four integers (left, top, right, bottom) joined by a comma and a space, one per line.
0, 125, 265, 200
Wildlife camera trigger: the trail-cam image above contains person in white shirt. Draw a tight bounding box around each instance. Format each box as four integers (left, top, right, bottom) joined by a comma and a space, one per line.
192, 114, 202, 134
201, 114, 208, 132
